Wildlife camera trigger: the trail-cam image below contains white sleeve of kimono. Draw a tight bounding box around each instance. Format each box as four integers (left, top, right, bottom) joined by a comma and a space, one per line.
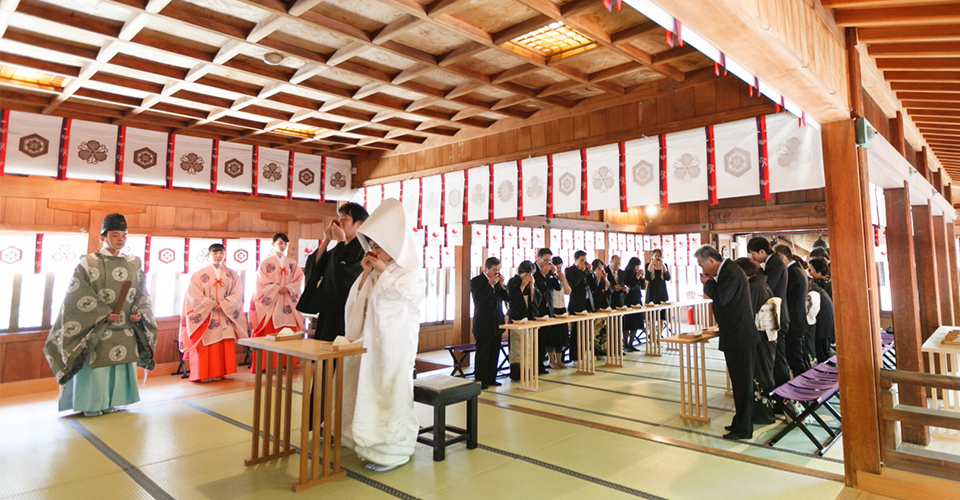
374, 268, 425, 323
344, 276, 371, 343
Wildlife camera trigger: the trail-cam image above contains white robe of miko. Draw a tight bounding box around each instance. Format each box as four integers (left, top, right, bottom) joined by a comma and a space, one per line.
342, 261, 424, 467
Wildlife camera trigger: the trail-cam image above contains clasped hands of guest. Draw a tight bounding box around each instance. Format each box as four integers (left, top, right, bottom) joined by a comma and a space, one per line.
487, 273, 504, 287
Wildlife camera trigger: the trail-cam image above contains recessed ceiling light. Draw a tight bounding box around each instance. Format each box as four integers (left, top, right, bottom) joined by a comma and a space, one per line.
263, 52, 284, 65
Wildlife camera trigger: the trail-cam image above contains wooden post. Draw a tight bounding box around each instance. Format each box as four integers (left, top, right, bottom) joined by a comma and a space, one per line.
933, 215, 956, 326
882, 184, 928, 445
948, 222, 960, 321
822, 118, 883, 484
913, 203, 942, 344
456, 224, 473, 345
889, 112, 905, 156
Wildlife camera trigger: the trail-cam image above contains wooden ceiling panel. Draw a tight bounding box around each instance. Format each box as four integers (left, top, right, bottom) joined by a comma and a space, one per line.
443, 0, 540, 34
1, 36, 94, 70
141, 12, 233, 48
174, 0, 269, 26
552, 49, 632, 75
389, 22, 474, 56
352, 47, 420, 74
554, 86, 605, 101
308, 0, 409, 32
570, 1, 653, 35
607, 68, 665, 88
510, 69, 568, 89
270, 14, 354, 49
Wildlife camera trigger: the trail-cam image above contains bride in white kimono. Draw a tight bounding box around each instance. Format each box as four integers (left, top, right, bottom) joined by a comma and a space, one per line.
342, 198, 425, 472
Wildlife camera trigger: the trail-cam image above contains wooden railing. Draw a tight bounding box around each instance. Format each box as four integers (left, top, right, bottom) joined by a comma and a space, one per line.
879, 369, 960, 481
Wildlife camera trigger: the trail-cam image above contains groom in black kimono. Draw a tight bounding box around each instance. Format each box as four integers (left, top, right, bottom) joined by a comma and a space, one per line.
696, 245, 758, 440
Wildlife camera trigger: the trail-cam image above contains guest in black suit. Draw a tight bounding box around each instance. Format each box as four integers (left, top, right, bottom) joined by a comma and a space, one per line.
808, 257, 832, 298
696, 245, 758, 440
775, 245, 810, 378
565, 250, 596, 362
623, 257, 646, 351
735, 258, 777, 424
605, 255, 627, 308
507, 261, 543, 379
469, 257, 508, 389
591, 259, 611, 310
533, 248, 562, 372
747, 237, 790, 387
808, 281, 835, 364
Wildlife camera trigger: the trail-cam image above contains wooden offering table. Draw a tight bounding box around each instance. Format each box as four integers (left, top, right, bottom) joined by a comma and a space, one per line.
922, 326, 960, 432
238, 337, 365, 492
500, 320, 541, 391
662, 329, 719, 422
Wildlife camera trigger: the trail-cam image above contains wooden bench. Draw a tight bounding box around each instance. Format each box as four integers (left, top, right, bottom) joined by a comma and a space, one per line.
445, 339, 509, 378
413, 375, 481, 461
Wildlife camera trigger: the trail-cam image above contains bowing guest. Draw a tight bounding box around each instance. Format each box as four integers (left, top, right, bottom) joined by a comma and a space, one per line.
297, 202, 368, 341
735, 258, 776, 424
545, 256, 571, 369
747, 237, 790, 387
591, 259, 612, 356
533, 248, 562, 372
696, 245, 758, 440
470, 257, 508, 389
605, 255, 627, 308
808, 257, 832, 298
775, 244, 809, 377
807, 279, 835, 364
179, 243, 248, 382
507, 261, 544, 378
623, 257, 646, 352
342, 199, 425, 472
565, 251, 596, 362
248, 233, 304, 372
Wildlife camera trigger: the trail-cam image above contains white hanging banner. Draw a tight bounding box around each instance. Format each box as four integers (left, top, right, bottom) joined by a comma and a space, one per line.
623, 137, 660, 208
170, 135, 213, 190
503, 226, 518, 248
471, 224, 486, 247
586, 144, 620, 211
401, 179, 419, 229
292, 153, 322, 200
584, 230, 595, 251
766, 113, 825, 193
487, 225, 503, 249
0, 232, 36, 274
549, 228, 561, 250
383, 181, 401, 203
665, 128, 708, 204
443, 170, 464, 225
410, 227, 425, 249
216, 142, 253, 194
522, 156, 548, 217
467, 165, 489, 222
595, 231, 605, 250
424, 245, 440, 269
574, 230, 585, 250
447, 223, 463, 246
226, 238, 257, 272
518, 227, 533, 248
366, 185, 384, 215
257, 147, 289, 197
124, 235, 147, 265
39, 233, 87, 274
551, 150, 581, 215
67, 120, 118, 182
441, 246, 455, 268
3, 111, 62, 177
297, 238, 321, 268
493, 162, 518, 220
532, 227, 545, 248
561, 229, 573, 249
421, 175, 442, 228
123, 127, 167, 186
675, 234, 690, 266
324, 156, 354, 201
187, 238, 222, 274
149, 236, 185, 273
714, 119, 760, 199
426, 225, 445, 247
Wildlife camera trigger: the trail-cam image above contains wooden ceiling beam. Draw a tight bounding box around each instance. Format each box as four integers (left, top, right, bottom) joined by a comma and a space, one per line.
876, 57, 960, 70
371, 15, 425, 45
437, 42, 487, 67
511, 0, 685, 82
651, 45, 699, 65
883, 70, 960, 81
589, 62, 643, 83
903, 100, 960, 110
445, 82, 486, 99
426, 0, 469, 17
491, 63, 540, 84
491, 94, 534, 111
834, 6, 960, 27
912, 117, 960, 125
823, 0, 952, 7
898, 92, 960, 101
868, 41, 960, 57
890, 81, 960, 93
327, 41, 371, 67
610, 21, 660, 45
561, 0, 598, 17
857, 24, 960, 42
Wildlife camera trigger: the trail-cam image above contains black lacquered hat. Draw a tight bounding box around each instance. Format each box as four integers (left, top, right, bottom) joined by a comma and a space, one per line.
100, 213, 127, 235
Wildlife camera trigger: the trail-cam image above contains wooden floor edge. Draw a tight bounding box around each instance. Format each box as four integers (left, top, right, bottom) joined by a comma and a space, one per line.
857, 470, 960, 499
478, 397, 845, 482
1, 361, 190, 399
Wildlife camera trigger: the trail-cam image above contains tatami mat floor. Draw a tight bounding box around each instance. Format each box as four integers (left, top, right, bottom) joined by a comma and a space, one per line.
2, 345, 856, 500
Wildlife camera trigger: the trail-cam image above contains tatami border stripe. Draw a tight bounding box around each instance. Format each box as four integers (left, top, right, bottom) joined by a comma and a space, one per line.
478, 444, 670, 500
486, 391, 843, 464
182, 401, 421, 500
479, 395, 845, 481
593, 367, 730, 391
66, 419, 177, 500
540, 378, 734, 413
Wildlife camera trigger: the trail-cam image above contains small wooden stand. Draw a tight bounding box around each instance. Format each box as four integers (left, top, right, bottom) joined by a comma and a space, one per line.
663, 330, 719, 422
239, 337, 365, 492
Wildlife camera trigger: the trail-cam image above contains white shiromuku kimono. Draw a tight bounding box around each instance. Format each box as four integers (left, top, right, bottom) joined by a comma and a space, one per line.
341, 198, 425, 468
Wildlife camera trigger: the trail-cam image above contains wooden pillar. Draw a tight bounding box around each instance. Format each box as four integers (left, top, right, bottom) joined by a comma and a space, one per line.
933, 215, 956, 326
882, 184, 928, 445
913, 203, 942, 343
822, 118, 883, 484
456, 225, 473, 345
949, 222, 960, 321
889, 111, 905, 156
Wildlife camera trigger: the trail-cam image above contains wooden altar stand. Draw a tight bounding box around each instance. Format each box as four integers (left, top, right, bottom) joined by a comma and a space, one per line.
662, 329, 719, 422
238, 337, 365, 492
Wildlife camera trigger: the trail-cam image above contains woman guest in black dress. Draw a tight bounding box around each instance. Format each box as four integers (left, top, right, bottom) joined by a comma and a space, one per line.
623, 257, 646, 351
506, 261, 540, 380
544, 256, 571, 369
644, 249, 670, 304
808, 257, 832, 298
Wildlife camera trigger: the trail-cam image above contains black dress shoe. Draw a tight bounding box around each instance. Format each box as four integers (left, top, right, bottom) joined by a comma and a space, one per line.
481, 384, 489, 389
722, 432, 752, 440
724, 425, 733, 431
489, 381, 502, 387
624, 345, 638, 352
538, 366, 549, 375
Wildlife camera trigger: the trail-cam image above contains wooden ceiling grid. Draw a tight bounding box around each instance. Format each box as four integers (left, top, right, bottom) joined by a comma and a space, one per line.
826, 0, 960, 179
0, 0, 711, 157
